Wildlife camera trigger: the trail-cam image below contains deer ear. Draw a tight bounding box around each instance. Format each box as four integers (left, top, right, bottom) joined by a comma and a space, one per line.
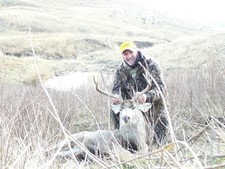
137, 103, 152, 112
111, 104, 121, 114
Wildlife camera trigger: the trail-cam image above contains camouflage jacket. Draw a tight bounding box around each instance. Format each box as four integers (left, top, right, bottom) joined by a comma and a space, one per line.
112, 52, 165, 103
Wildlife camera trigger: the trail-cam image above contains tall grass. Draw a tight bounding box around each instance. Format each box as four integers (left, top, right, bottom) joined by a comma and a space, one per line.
0, 60, 224, 168
0, 81, 110, 168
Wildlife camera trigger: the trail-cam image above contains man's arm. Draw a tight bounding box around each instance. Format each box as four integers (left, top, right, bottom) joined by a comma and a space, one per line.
111, 69, 122, 103
145, 59, 165, 103
112, 69, 121, 95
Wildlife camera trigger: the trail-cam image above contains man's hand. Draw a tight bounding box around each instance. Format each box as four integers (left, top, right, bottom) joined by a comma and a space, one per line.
136, 92, 147, 104
111, 98, 120, 104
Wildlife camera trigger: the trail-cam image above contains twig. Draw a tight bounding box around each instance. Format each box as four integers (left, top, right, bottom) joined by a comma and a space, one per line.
204, 162, 225, 169
139, 62, 176, 144
164, 150, 182, 169
177, 125, 209, 153
180, 154, 225, 163
8, 143, 31, 168
104, 147, 164, 169
176, 141, 204, 169
28, 26, 108, 168
139, 62, 180, 161
104, 143, 178, 169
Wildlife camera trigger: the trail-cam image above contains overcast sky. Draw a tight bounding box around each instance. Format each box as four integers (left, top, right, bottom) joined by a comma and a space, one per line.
125, 0, 225, 24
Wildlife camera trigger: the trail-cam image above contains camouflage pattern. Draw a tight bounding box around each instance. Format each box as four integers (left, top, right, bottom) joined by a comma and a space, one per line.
111, 51, 168, 144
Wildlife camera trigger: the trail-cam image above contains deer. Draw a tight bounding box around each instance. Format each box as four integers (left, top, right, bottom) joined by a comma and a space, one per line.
52, 65, 153, 160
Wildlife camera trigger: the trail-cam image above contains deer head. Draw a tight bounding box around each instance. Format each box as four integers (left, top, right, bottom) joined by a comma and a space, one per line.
112, 100, 152, 126
93, 62, 152, 125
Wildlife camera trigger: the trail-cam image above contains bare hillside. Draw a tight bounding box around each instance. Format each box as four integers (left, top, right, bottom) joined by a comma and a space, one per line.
0, 0, 224, 83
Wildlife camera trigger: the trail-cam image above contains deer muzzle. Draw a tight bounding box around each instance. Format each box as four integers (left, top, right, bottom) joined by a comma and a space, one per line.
123, 115, 130, 124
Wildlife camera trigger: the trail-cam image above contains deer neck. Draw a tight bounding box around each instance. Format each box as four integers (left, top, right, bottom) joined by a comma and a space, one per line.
119, 112, 147, 147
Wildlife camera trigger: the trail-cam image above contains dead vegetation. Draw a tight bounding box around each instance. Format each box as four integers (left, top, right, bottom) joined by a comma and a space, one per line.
0, 0, 225, 168
0, 58, 224, 168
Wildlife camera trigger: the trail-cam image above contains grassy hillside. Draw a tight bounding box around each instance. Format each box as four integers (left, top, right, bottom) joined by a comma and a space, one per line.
144, 33, 225, 72
2, 0, 222, 83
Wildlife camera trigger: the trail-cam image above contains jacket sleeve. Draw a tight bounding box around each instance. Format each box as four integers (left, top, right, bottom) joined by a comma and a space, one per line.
112, 69, 121, 95
145, 59, 165, 103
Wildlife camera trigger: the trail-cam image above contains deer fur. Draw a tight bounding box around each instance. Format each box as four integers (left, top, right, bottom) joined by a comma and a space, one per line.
53, 101, 152, 159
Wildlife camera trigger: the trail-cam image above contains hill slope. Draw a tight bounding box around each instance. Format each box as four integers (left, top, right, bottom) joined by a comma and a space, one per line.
0, 0, 224, 83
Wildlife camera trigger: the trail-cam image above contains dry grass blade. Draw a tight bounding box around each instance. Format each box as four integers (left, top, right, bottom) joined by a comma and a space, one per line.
176, 141, 204, 169
177, 125, 210, 153
204, 162, 225, 169
7, 143, 31, 168
29, 27, 109, 168
164, 150, 182, 169
138, 62, 177, 144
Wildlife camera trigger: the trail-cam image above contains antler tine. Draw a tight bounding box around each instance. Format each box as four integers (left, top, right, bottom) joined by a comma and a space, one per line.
93, 76, 123, 103
133, 62, 152, 101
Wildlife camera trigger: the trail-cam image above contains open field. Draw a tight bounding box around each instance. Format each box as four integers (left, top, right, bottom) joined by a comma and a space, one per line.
0, 64, 224, 168
0, 0, 225, 168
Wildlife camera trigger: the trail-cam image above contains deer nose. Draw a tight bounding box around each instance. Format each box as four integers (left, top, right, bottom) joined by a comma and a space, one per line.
124, 116, 130, 123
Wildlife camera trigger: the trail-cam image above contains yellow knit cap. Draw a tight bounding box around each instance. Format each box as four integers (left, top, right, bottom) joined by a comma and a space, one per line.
119, 41, 137, 53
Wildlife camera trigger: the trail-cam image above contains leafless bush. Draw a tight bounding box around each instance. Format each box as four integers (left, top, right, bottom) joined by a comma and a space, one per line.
0, 80, 110, 168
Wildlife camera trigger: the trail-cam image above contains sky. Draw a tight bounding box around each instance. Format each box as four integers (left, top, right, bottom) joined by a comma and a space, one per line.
124, 0, 225, 24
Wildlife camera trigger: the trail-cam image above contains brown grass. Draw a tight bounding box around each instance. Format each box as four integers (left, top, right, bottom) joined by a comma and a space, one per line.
0, 0, 225, 168
0, 60, 224, 168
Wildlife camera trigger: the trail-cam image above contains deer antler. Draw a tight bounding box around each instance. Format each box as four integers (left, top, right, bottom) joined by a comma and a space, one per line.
133, 62, 152, 101
93, 76, 123, 103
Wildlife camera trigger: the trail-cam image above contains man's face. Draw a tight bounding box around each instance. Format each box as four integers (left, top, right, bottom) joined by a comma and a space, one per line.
122, 49, 138, 66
